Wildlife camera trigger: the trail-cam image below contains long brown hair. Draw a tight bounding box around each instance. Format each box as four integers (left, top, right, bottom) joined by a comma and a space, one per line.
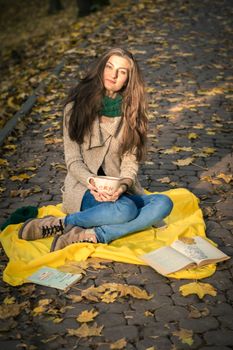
65, 47, 148, 161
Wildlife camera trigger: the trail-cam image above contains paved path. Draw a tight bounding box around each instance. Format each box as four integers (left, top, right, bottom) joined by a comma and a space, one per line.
0, 0, 233, 349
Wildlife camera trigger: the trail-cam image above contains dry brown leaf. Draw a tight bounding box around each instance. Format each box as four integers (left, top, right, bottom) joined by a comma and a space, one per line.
179, 282, 217, 299
67, 294, 83, 303
189, 305, 210, 319
110, 338, 127, 349
216, 173, 233, 183
81, 283, 152, 303
0, 302, 28, 319
173, 328, 194, 345
157, 176, 171, 184
67, 322, 103, 337
172, 158, 194, 166
200, 176, 222, 185
44, 137, 63, 145
101, 291, 118, 304
179, 237, 195, 245
76, 309, 99, 323
10, 186, 41, 198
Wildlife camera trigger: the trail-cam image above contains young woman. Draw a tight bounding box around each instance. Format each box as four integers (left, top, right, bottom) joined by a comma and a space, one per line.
19, 48, 173, 251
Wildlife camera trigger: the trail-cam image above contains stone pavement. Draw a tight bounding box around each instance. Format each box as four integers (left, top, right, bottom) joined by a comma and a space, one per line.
0, 0, 233, 349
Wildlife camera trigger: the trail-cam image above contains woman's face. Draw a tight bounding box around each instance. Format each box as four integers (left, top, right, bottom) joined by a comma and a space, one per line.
103, 55, 131, 97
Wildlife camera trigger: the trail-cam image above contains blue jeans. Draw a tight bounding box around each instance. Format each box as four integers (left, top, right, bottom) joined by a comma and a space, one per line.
65, 191, 173, 243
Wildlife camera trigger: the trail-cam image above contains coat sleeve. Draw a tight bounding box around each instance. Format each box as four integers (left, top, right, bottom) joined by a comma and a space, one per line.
119, 150, 139, 184
63, 103, 94, 186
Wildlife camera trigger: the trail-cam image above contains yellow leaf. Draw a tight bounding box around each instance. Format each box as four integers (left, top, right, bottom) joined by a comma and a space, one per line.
179, 282, 217, 299
76, 309, 99, 323
44, 137, 63, 145
3, 296, 16, 305
200, 176, 222, 185
202, 147, 216, 155
0, 159, 9, 166
118, 284, 153, 300
188, 132, 198, 139
216, 173, 233, 183
7, 96, 19, 110
101, 291, 118, 304
110, 338, 127, 349
3, 144, 17, 151
173, 328, 194, 345
193, 123, 204, 129
32, 298, 53, 315
67, 323, 103, 337
10, 173, 34, 181
144, 310, 154, 317
172, 158, 194, 166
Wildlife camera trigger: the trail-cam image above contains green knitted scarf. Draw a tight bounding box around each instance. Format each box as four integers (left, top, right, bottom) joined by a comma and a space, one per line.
100, 94, 123, 117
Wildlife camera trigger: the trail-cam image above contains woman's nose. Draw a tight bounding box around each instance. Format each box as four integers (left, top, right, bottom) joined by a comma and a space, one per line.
111, 69, 118, 79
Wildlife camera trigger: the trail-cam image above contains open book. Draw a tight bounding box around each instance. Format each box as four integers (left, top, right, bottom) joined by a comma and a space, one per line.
27, 267, 82, 290
140, 236, 230, 276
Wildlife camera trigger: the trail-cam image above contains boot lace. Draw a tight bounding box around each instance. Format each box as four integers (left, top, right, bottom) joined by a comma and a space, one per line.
42, 220, 64, 238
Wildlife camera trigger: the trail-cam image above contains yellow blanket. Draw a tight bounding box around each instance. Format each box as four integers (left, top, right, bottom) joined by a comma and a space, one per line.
0, 188, 216, 286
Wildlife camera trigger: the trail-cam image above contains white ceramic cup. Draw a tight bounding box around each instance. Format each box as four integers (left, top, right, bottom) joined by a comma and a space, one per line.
87, 175, 121, 194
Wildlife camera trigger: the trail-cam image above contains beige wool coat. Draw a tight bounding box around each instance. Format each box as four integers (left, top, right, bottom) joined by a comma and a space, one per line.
62, 103, 144, 214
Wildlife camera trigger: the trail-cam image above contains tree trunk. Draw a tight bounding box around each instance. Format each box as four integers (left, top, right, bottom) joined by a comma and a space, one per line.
48, 0, 64, 15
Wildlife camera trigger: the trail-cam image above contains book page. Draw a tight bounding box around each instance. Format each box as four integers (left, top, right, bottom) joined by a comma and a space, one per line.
171, 237, 230, 265
140, 246, 194, 275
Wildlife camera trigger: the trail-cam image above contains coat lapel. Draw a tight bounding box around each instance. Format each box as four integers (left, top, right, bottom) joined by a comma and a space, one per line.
86, 117, 123, 149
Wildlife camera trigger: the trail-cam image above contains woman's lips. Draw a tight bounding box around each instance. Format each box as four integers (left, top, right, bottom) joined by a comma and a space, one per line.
106, 79, 116, 84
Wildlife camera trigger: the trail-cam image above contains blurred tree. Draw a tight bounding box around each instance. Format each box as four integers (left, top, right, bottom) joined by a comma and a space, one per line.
48, 0, 64, 14
47, 0, 110, 17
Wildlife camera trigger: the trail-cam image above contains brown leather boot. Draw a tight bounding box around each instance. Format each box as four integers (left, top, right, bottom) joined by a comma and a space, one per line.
18, 216, 65, 240
50, 228, 97, 252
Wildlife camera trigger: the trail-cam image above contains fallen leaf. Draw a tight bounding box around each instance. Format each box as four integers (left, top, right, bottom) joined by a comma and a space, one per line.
3, 296, 16, 305
189, 305, 210, 319
67, 294, 83, 303
173, 328, 194, 345
67, 322, 103, 337
157, 177, 171, 184
0, 159, 9, 166
216, 173, 233, 183
110, 338, 127, 349
188, 132, 198, 139
179, 237, 195, 244
0, 302, 28, 319
172, 158, 194, 166
200, 176, 222, 185
76, 309, 99, 323
10, 173, 34, 181
32, 298, 53, 316
101, 291, 118, 304
179, 282, 217, 299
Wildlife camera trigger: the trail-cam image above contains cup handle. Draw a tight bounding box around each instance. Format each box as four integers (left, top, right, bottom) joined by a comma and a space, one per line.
87, 176, 95, 185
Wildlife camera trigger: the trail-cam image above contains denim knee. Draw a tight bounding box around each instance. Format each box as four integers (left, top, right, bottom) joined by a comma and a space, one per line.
154, 194, 173, 217
111, 197, 138, 224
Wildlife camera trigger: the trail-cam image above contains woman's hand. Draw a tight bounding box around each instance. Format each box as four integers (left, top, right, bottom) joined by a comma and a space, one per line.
88, 183, 128, 202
